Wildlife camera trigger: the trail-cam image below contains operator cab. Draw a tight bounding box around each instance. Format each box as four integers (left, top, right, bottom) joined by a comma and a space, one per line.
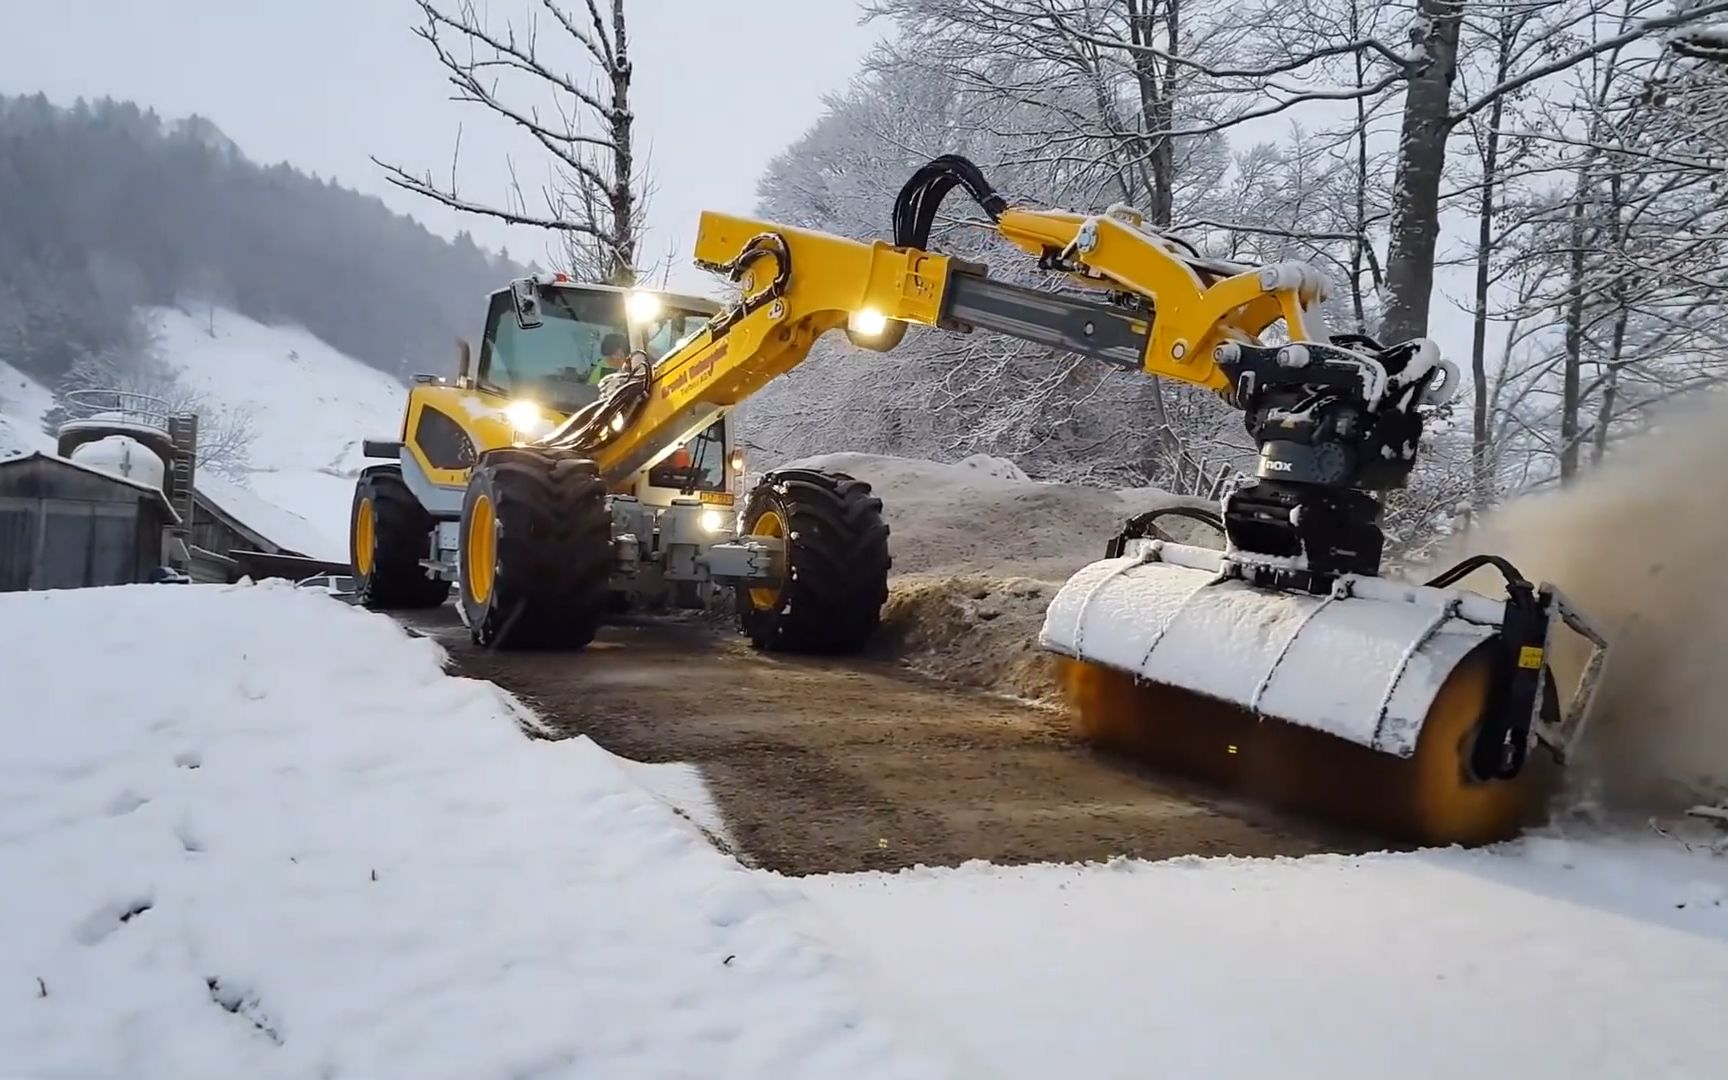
475, 278, 737, 503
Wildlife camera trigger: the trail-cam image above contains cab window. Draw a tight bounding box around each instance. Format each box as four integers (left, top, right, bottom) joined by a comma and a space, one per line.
478, 289, 628, 411
641, 311, 713, 362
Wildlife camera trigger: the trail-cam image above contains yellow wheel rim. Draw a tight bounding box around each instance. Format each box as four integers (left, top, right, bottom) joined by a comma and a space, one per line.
467, 493, 497, 605
354, 497, 376, 577
747, 509, 784, 611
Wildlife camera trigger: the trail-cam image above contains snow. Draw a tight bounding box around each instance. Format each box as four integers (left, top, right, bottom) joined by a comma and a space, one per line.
5, 581, 1727, 1077
69, 434, 168, 490
1040, 552, 1507, 753
195, 470, 344, 561
782, 451, 1205, 580
150, 305, 407, 558
795, 836, 1728, 1080
0, 357, 56, 458
0, 582, 949, 1080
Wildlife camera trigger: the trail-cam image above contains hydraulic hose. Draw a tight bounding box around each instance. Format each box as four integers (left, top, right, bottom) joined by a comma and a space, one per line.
892, 155, 1007, 250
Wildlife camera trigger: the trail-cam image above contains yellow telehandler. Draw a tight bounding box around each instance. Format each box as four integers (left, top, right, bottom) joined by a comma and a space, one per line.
351, 155, 1607, 846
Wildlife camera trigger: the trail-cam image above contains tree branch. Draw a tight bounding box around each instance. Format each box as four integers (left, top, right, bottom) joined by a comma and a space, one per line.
1452, 0, 1728, 124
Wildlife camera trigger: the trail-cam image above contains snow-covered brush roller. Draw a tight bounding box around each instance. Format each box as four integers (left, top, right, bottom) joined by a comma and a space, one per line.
884, 155, 1609, 844
353, 150, 1607, 844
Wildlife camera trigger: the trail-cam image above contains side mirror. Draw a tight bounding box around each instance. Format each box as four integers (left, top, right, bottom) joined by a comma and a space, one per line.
509, 278, 543, 329
455, 338, 473, 384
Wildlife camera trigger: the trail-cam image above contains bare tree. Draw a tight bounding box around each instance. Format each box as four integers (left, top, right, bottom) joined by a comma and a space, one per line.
374, 0, 642, 284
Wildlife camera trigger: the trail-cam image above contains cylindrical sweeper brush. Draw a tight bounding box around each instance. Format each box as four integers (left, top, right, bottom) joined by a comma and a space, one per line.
1040, 510, 1607, 846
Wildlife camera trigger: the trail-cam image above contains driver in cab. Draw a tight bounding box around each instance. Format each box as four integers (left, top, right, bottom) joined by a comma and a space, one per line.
589, 332, 629, 386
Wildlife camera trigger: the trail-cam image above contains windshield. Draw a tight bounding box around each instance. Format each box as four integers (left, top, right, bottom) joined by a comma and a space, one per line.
480, 288, 717, 410
480, 289, 628, 411
647, 419, 727, 493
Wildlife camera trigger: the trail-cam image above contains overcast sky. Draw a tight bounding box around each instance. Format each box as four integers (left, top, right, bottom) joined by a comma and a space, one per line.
0, 0, 879, 294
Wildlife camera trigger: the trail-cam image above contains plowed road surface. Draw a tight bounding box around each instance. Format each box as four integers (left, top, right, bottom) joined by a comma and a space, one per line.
404, 608, 1366, 873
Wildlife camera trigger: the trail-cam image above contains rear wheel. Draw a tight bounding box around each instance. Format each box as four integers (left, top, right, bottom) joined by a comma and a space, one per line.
351, 469, 450, 610
459, 448, 611, 649
737, 469, 890, 653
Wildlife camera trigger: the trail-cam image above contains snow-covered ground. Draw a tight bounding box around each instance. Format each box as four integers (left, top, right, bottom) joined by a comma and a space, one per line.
151, 306, 407, 560
0, 583, 947, 1079
798, 839, 1728, 1079
0, 357, 55, 458
4, 583, 1726, 1078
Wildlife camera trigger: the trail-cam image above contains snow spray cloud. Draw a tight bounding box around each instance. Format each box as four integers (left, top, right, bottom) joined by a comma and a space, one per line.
1465, 395, 1728, 811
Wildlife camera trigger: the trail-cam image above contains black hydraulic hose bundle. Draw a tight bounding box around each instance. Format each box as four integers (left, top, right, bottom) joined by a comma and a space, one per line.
892, 155, 1007, 250
538, 353, 653, 454
1105, 505, 1226, 557
695, 232, 793, 336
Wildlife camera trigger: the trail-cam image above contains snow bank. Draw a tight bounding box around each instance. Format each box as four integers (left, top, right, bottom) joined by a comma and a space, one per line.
782, 451, 1208, 580
798, 835, 1728, 1080
783, 453, 1219, 700
877, 575, 1066, 701
152, 306, 407, 557
0, 583, 948, 1079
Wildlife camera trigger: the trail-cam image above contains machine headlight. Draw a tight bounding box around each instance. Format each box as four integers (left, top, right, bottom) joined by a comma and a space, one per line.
848, 307, 889, 337
700, 509, 727, 533
504, 399, 547, 433
625, 290, 662, 324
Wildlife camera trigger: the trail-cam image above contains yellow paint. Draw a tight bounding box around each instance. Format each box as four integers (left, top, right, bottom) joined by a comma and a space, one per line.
353, 497, 375, 576
746, 508, 784, 611
465, 493, 496, 605
401, 384, 525, 491
577, 200, 1349, 484
579, 215, 954, 484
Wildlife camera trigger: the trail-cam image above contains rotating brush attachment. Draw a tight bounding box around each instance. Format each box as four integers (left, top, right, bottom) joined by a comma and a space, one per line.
1058, 652, 1556, 847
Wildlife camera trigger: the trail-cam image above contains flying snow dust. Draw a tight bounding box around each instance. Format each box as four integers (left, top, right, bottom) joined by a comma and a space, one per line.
1462, 396, 1728, 811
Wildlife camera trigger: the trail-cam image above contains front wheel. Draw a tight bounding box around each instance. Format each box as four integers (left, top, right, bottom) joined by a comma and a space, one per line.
459, 448, 611, 649
351, 469, 450, 610
737, 469, 890, 653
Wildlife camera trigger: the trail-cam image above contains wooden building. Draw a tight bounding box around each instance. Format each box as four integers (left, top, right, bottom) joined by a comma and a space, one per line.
0, 452, 180, 591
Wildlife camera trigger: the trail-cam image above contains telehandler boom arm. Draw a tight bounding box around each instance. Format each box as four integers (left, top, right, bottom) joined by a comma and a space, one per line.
538, 157, 1429, 489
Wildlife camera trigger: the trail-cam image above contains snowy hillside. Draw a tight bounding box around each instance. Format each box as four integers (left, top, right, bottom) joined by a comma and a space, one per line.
150, 306, 408, 560
0, 358, 54, 458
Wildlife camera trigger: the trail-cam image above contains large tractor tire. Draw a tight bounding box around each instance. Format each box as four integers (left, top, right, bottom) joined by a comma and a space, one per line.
351, 469, 450, 610
458, 448, 611, 650
737, 469, 891, 653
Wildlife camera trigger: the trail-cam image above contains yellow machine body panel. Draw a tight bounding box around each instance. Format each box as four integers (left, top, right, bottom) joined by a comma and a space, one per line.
578, 214, 955, 484
399, 383, 516, 490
